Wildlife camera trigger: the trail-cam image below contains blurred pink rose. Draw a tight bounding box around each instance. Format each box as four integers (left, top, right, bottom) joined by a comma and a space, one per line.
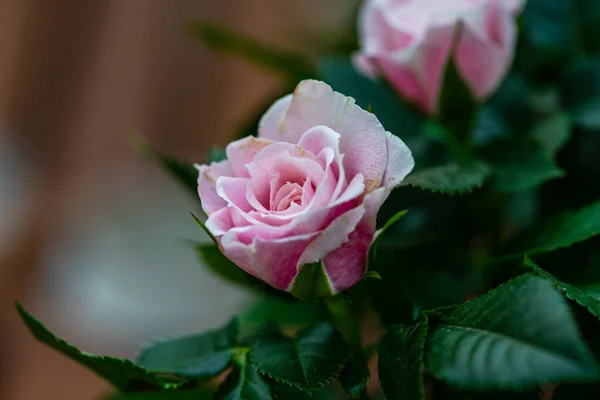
354, 0, 526, 115
196, 80, 414, 298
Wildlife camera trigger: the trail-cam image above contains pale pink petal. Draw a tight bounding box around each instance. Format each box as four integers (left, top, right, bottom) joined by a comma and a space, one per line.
297, 205, 366, 266
301, 177, 316, 206
503, 0, 526, 13
323, 220, 374, 292
358, 0, 415, 53
296, 125, 341, 158
219, 229, 260, 279
352, 52, 379, 78
216, 176, 253, 212
382, 23, 456, 115
455, 2, 517, 99
331, 173, 365, 207
205, 207, 234, 236
245, 142, 324, 212
382, 131, 415, 188
257, 94, 294, 143
196, 160, 234, 216
260, 80, 389, 193
296, 125, 346, 199
272, 182, 303, 212
225, 136, 273, 177
362, 187, 390, 232
254, 233, 318, 290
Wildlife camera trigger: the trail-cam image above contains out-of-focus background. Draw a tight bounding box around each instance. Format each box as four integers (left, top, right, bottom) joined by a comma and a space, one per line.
0, 1, 357, 398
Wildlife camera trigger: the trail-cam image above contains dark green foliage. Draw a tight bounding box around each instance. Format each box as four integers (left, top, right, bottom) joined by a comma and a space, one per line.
480, 139, 564, 192
521, 0, 579, 57
509, 200, 600, 256
562, 58, 600, 129
378, 317, 428, 400
426, 275, 599, 390
339, 348, 370, 399
216, 358, 273, 400
16, 304, 186, 392
250, 323, 349, 392
136, 318, 238, 379
401, 162, 490, 194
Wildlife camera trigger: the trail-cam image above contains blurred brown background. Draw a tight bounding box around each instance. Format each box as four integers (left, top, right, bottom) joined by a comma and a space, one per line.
0, 1, 356, 398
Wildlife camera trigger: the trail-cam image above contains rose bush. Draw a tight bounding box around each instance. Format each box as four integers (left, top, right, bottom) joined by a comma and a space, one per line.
196, 80, 414, 298
354, 0, 525, 115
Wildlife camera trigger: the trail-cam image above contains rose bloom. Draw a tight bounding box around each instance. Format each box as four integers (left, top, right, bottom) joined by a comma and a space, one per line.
354, 0, 526, 115
196, 80, 414, 299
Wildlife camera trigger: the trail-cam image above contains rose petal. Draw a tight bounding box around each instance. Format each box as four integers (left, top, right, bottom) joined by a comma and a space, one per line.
455, 1, 517, 99
323, 220, 374, 292
380, 23, 455, 115
382, 131, 415, 188
196, 160, 234, 215
254, 233, 319, 290
205, 207, 234, 236
259, 80, 390, 192
220, 229, 260, 278
296, 125, 347, 200
225, 136, 273, 177
245, 141, 324, 212
216, 176, 253, 212
297, 205, 366, 267
257, 94, 293, 141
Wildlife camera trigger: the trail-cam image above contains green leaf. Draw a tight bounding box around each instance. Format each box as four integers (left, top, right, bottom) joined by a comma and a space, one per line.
480, 139, 564, 192
521, 0, 579, 56
339, 349, 370, 399
401, 162, 490, 194
270, 380, 339, 399
289, 262, 333, 300
512, 200, 600, 256
532, 113, 571, 156
136, 318, 238, 379
15, 303, 184, 391
439, 60, 477, 141
216, 357, 272, 400
239, 296, 328, 329
562, 58, 600, 129
368, 210, 408, 269
378, 317, 428, 400
108, 389, 212, 400
426, 274, 599, 390
191, 213, 216, 244
186, 21, 313, 81
472, 74, 533, 146
133, 136, 197, 196
524, 257, 600, 319
317, 57, 423, 139
577, 0, 600, 55
250, 323, 349, 392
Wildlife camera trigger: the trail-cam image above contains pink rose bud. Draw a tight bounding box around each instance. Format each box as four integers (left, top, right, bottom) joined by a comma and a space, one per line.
196, 80, 414, 299
354, 0, 526, 115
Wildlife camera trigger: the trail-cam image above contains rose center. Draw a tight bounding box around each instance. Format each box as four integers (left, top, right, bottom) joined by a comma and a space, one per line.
271, 181, 305, 211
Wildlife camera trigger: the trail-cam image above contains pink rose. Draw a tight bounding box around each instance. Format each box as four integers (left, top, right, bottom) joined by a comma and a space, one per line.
196, 80, 414, 299
354, 0, 526, 115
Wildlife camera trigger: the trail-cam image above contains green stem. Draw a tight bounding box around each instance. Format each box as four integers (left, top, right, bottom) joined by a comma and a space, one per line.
325, 295, 362, 347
